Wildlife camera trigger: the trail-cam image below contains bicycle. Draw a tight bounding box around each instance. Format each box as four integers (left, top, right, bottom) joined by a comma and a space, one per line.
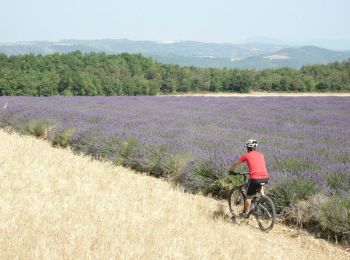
228, 171, 276, 232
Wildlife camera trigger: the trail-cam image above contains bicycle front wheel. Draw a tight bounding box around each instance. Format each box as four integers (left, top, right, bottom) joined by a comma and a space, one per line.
228, 187, 245, 218
254, 195, 276, 231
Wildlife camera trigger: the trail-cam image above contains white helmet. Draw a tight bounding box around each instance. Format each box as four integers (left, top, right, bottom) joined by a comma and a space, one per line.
245, 139, 258, 148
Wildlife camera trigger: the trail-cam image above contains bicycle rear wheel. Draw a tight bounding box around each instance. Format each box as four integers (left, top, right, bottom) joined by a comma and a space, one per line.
254, 195, 275, 231
228, 187, 245, 218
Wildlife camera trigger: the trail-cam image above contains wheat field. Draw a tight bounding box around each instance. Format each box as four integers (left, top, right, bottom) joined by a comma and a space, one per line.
0, 130, 348, 259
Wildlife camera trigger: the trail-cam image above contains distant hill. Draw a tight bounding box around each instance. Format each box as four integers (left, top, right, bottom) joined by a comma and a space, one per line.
230, 46, 350, 69
0, 39, 284, 59
0, 39, 349, 69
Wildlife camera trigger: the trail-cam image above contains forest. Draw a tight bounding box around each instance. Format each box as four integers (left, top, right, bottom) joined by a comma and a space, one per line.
0, 51, 349, 96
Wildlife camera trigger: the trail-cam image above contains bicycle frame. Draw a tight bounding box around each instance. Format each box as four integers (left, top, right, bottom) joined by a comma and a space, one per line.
231, 172, 263, 198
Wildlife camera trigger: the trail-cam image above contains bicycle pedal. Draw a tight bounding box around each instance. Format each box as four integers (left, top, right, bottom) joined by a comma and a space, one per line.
235, 199, 243, 205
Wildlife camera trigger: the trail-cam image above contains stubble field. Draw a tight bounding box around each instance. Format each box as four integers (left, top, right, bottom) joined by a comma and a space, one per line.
0, 130, 349, 259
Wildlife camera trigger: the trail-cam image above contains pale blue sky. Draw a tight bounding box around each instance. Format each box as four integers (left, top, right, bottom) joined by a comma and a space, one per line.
0, 0, 349, 45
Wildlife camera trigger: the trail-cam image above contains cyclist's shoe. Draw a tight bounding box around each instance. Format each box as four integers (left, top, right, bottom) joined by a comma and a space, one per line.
239, 212, 249, 219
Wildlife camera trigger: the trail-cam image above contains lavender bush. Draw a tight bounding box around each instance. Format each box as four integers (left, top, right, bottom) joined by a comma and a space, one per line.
0, 96, 349, 240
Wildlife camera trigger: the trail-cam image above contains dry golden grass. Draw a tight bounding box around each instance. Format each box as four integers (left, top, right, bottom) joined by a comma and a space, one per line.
0, 129, 348, 259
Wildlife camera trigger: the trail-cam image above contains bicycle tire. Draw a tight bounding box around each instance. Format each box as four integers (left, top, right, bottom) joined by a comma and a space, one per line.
228, 187, 245, 217
254, 195, 276, 232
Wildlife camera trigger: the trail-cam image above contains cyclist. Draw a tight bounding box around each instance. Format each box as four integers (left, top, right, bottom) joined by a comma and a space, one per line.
229, 139, 269, 218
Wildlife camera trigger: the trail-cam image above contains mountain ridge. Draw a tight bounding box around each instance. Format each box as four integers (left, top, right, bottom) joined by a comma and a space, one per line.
0, 39, 349, 69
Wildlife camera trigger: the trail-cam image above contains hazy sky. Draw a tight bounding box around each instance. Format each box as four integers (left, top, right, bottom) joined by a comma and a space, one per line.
1, 0, 349, 44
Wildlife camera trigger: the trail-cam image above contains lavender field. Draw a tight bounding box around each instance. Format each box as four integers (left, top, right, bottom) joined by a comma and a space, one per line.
0, 96, 349, 239
1, 96, 349, 192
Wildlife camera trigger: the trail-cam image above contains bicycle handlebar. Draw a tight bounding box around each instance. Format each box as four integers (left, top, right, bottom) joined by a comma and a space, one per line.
228, 171, 249, 176
229, 171, 250, 185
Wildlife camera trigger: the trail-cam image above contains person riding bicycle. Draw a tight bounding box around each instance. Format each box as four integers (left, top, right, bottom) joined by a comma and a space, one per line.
229, 139, 269, 218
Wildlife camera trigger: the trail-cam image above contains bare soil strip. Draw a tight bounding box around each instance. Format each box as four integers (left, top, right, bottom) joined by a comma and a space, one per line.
165, 92, 350, 97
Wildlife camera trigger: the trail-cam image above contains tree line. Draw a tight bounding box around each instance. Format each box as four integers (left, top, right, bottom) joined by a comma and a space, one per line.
0, 51, 349, 96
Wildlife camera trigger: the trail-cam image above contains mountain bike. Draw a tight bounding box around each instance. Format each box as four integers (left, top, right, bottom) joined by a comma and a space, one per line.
228, 171, 276, 232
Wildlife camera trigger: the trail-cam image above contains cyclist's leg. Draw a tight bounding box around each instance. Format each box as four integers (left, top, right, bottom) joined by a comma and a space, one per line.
244, 196, 252, 214
244, 179, 258, 214
257, 178, 269, 196
260, 186, 264, 196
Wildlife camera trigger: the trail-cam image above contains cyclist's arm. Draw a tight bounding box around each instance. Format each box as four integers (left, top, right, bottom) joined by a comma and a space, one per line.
229, 160, 242, 172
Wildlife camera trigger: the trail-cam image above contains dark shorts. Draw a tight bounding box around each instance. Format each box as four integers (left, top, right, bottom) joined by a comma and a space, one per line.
246, 178, 269, 196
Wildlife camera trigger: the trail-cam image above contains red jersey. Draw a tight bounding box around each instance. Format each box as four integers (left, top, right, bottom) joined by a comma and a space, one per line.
239, 150, 269, 179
